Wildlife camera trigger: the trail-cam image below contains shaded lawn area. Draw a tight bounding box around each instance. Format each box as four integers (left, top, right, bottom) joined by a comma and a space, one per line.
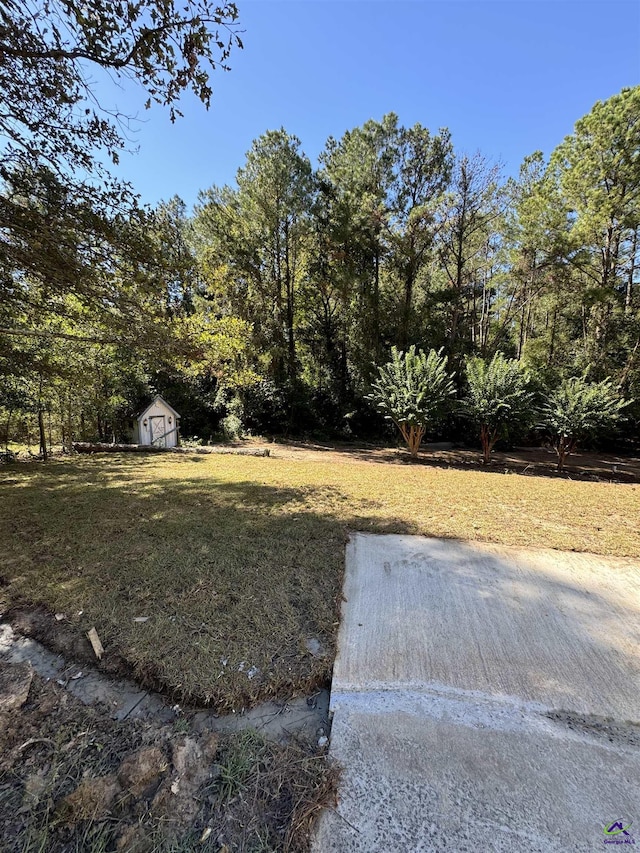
2, 452, 639, 711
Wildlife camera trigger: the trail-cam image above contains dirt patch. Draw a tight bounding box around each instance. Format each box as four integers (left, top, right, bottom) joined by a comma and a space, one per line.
546, 710, 640, 747
8, 606, 131, 675
2, 614, 331, 744
262, 440, 640, 483
0, 659, 337, 852
117, 745, 169, 798
0, 659, 32, 711
5, 606, 179, 700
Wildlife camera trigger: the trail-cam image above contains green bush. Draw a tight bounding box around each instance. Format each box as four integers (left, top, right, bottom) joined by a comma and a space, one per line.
540, 375, 628, 471
462, 353, 534, 463
368, 346, 456, 457
221, 413, 244, 441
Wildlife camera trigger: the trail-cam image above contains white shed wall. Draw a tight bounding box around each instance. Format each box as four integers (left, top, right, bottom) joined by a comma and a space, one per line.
137, 399, 179, 447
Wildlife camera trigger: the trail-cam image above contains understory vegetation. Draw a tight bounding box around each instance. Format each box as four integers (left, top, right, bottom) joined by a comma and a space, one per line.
0, 668, 336, 852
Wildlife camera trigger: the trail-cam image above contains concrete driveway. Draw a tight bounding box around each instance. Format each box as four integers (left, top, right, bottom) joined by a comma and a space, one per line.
313, 534, 640, 852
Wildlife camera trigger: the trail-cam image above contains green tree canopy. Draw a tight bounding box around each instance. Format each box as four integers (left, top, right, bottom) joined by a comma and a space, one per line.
540, 375, 628, 471
194, 129, 314, 387
0, 0, 242, 349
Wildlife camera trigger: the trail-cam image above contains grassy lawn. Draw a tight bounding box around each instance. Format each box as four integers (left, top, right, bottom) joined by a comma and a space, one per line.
2, 450, 639, 711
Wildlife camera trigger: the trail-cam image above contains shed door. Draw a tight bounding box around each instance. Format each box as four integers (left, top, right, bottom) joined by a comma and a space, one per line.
149, 415, 166, 447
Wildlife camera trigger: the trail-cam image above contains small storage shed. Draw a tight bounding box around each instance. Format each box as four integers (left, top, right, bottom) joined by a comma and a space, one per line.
133, 396, 180, 448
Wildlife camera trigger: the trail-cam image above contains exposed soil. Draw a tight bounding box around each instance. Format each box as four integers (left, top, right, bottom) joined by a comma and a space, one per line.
259, 440, 640, 483
1, 612, 331, 739
5, 606, 169, 699
0, 651, 337, 853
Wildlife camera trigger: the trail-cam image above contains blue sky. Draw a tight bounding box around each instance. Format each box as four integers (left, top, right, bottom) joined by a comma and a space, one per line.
102, 1, 640, 209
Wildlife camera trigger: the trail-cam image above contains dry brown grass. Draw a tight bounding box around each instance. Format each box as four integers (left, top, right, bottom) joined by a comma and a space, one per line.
2, 450, 639, 709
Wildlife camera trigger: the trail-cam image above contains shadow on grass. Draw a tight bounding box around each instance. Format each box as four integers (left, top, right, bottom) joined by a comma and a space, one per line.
275, 439, 640, 484
1, 456, 415, 712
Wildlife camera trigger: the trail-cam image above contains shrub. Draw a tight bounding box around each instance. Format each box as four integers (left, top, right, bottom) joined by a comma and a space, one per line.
368, 346, 455, 457
462, 353, 534, 463
221, 413, 243, 440
540, 375, 628, 471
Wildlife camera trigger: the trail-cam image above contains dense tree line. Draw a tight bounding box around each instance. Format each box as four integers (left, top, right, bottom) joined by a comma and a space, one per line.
190, 87, 640, 445
2, 83, 639, 453
0, 0, 246, 453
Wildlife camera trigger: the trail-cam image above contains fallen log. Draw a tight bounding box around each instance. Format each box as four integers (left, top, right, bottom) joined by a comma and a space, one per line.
73, 442, 167, 454
72, 442, 271, 457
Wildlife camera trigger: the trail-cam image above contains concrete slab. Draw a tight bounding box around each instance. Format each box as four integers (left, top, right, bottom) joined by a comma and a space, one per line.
313, 534, 640, 852
334, 535, 640, 718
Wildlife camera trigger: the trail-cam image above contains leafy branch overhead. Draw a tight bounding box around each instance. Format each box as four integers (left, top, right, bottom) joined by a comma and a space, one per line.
0, 0, 242, 175
0, 0, 245, 424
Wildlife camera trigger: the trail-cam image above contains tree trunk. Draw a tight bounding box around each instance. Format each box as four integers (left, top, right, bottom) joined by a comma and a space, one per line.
480, 425, 490, 464
372, 245, 381, 361
400, 270, 413, 349
3, 409, 11, 451
67, 394, 74, 452
625, 228, 637, 314
548, 306, 558, 365
408, 425, 425, 458
398, 422, 425, 458
284, 220, 296, 383
400, 243, 417, 349
37, 375, 47, 460
556, 436, 571, 472
38, 407, 47, 461
339, 337, 349, 402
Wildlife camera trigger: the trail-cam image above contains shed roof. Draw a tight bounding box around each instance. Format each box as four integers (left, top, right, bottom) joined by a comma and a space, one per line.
136, 395, 181, 422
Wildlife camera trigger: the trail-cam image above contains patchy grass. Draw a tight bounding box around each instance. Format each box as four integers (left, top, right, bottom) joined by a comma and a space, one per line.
0, 668, 335, 853
1, 451, 639, 710
213, 729, 338, 850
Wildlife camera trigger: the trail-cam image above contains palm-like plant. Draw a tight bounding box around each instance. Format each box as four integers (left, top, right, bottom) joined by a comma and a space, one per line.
541, 376, 628, 471
462, 353, 534, 463
368, 346, 455, 457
